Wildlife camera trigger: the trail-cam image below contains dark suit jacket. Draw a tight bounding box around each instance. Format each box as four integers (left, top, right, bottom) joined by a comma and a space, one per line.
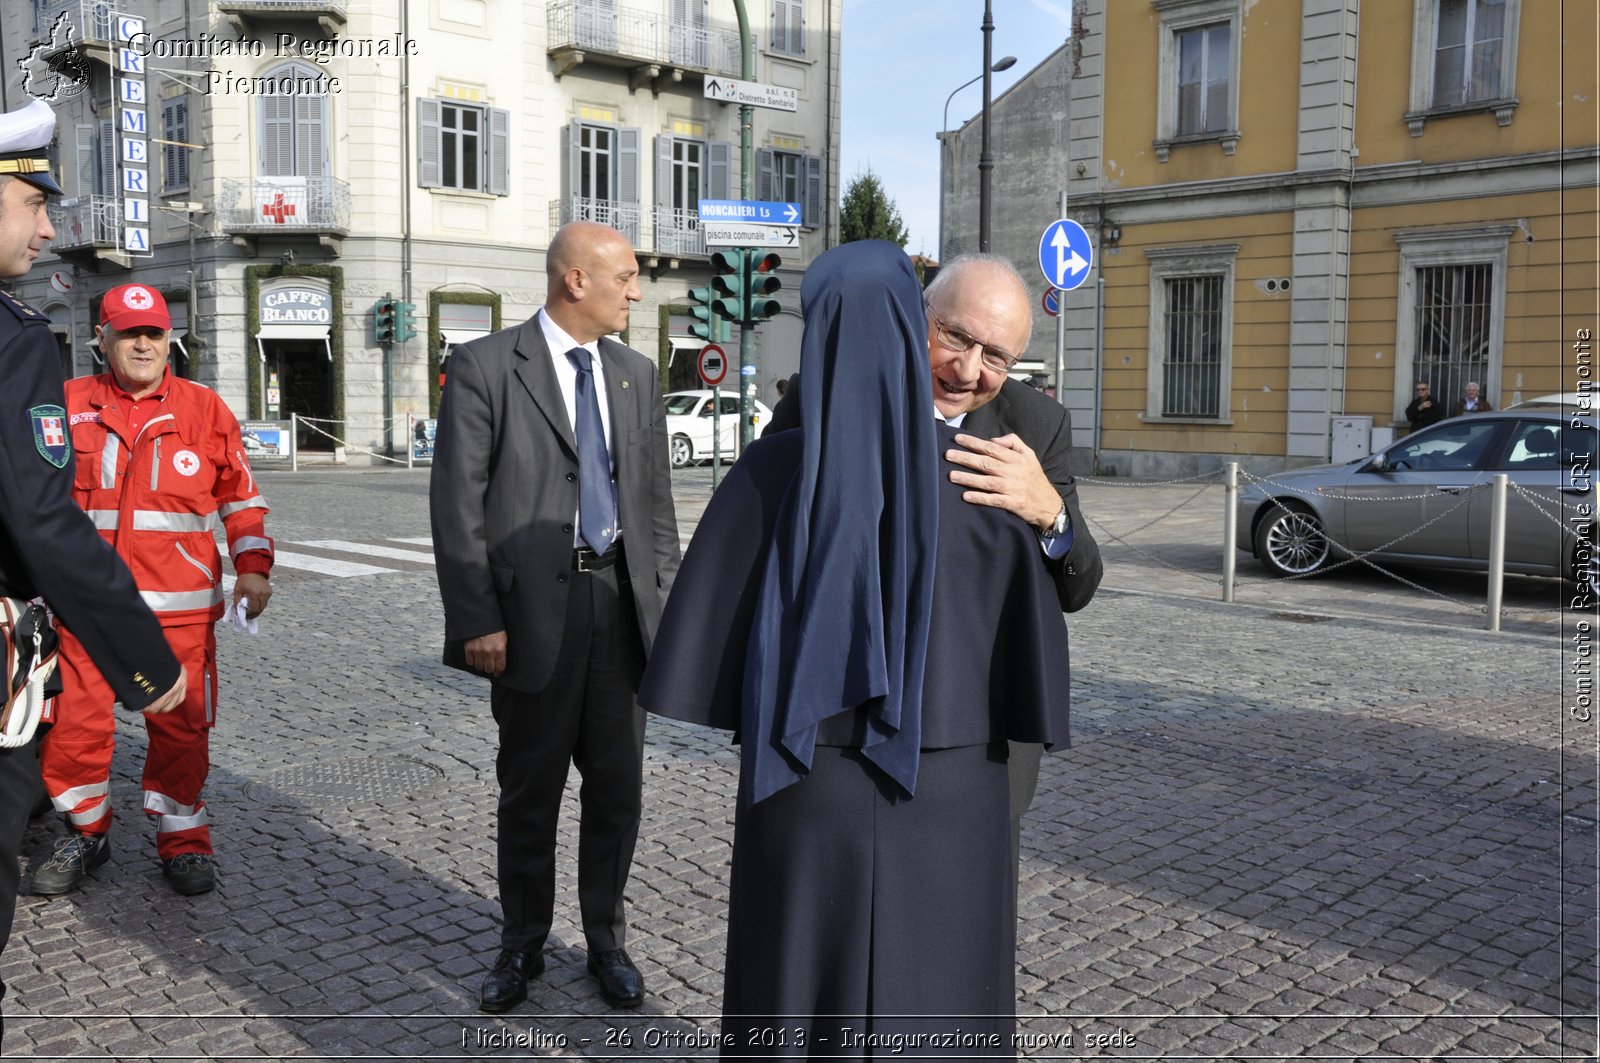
430, 314, 681, 694
768, 375, 1103, 612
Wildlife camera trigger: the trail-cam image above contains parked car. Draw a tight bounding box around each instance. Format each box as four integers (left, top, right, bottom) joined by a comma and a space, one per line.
1236, 407, 1597, 591
663, 390, 773, 468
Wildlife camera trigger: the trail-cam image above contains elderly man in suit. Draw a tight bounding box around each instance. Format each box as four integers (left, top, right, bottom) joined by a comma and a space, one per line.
430, 221, 681, 1013
767, 252, 1103, 873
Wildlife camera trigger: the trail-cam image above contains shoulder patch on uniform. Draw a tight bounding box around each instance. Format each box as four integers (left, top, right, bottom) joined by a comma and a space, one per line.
0, 290, 45, 323
29, 405, 68, 468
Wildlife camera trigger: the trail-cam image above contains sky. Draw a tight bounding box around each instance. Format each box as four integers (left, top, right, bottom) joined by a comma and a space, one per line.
839, 0, 1075, 260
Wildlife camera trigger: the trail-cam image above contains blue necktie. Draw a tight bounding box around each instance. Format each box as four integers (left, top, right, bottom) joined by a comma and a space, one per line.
566, 347, 617, 554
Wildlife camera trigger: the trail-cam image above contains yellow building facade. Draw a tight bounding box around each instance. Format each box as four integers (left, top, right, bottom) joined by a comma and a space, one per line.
948, 0, 1597, 476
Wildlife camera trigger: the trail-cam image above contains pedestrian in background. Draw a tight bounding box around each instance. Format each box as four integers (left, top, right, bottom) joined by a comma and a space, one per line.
430, 221, 680, 1013
35, 284, 273, 898
1405, 380, 1445, 431
0, 100, 184, 1044
1455, 381, 1493, 415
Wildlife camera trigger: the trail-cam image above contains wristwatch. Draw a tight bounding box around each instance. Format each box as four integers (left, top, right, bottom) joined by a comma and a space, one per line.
1041, 502, 1069, 538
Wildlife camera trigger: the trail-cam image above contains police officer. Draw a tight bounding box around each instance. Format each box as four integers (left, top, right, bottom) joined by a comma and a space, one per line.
0, 100, 185, 1042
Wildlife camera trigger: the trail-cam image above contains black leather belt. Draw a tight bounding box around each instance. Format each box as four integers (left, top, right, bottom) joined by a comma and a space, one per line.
572, 545, 621, 572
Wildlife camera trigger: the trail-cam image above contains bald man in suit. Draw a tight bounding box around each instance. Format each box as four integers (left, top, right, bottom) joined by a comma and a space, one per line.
431, 221, 680, 1012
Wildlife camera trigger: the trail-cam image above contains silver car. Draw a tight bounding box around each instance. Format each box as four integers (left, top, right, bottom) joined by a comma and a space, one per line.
1237, 404, 1597, 589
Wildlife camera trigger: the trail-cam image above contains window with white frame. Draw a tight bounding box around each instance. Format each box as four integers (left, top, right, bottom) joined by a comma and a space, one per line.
162, 97, 189, 191
771, 0, 805, 56
1144, 244, 1238, 421
1405, 0, 1521, 134
418, 99, 509, 195
564, 120, 641, 243
1152, 0, 1241, 161
1392, 226, 1512, 417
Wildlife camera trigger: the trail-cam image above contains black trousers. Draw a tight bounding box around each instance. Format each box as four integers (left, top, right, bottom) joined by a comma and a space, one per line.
0, 736, 40, 1046
1008, 739, 1043, 895
490, 554, 646, 955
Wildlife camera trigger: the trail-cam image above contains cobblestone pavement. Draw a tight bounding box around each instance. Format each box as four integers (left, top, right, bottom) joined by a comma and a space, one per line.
2, 465, 1594, 1061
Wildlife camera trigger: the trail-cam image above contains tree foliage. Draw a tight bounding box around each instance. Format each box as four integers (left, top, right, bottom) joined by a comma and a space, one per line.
840, 167, 909, 247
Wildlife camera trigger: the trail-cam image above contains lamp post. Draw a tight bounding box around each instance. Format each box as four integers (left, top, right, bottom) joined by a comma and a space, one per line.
979, 0, 997, 252
155, 201, 208, 375
938, 54, 1015, 263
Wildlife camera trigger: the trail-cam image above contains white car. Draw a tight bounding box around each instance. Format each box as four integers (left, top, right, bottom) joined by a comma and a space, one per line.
663, 390, 773, 468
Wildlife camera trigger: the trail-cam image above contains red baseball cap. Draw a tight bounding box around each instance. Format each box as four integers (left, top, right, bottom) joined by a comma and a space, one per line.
100, 284, 171, 332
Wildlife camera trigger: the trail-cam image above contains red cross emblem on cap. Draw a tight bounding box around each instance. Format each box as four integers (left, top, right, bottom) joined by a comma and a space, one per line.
123, 286, 154, 310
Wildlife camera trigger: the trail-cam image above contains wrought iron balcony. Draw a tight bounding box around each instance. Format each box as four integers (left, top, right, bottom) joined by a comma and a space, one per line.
31, 0, 114, 55
550, 197, 643, 249
546, 1, 740, 84
217, 176, 351, 236
650, 206, 706, 257
549, 200, 710, 259
47, 195, 120, 252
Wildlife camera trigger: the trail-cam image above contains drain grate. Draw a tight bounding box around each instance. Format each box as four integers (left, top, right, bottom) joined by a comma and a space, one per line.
242, 756, 447, 807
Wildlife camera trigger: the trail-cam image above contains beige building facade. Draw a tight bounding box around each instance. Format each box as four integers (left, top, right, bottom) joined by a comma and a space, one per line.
4, 0, 841, 458
943, 0, 1597, 477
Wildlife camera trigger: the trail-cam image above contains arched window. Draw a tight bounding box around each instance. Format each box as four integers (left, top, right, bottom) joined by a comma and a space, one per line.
257, 63, 328, 177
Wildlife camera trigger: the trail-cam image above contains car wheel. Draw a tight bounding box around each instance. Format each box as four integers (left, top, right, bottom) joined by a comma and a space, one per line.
1254, 502, 1332, 578
669, 434, 693, 469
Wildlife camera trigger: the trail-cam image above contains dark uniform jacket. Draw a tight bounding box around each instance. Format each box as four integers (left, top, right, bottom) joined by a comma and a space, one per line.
0, 290, 178, 709
769, 374, 1103, 613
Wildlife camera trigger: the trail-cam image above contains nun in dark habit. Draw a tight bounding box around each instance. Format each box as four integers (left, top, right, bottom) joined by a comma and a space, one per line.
638, 240, 1071, 1058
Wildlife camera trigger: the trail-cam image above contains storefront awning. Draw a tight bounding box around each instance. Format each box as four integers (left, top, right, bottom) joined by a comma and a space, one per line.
257, 323, 332, 340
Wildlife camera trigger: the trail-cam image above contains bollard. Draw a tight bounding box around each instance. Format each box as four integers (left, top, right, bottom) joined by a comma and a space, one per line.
1222, 462, 1239, 603
1486, 472, 1508, 632
291, 412, 299, 473
406, 412, 415, 470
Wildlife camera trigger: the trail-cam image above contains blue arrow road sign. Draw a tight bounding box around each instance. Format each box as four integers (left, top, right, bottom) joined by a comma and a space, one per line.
698, 199, 803, 226
1038, 219, 1093, 291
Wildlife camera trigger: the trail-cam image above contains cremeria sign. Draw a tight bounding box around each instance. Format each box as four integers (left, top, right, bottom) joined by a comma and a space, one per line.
114, 10, 152, 257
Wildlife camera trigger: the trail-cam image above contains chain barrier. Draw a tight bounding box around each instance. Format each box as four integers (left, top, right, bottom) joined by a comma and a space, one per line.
1238, 468, 1470, 504
1242, 488, 1487, 611
294, 417, 410, 467
1080, 469, 1223, 488
1508, 480, 1585, 537
1083, 484, 1225, 590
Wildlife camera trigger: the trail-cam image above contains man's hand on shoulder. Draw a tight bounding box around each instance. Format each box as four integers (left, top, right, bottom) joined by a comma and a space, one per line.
947, 433, 1061, 529
466, 630, 508, 677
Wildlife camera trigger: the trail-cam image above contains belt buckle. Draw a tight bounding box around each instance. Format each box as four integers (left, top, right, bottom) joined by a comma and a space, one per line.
574, 548, 598, 572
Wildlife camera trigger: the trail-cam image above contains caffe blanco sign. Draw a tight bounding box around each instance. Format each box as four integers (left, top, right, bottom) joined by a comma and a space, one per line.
260, 287, 332, 325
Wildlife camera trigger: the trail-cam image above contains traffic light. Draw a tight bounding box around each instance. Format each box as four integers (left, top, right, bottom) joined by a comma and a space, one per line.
372, 296, 396, 344
395, 301, 418, 343
687, 286, 724, 343
746, 252, 782, 324
710, 249, 745, 323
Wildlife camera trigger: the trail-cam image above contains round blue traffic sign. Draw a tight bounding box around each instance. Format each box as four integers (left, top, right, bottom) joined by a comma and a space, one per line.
1038, 219, 1093, 292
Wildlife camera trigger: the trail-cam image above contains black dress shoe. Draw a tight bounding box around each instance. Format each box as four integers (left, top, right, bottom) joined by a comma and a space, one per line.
479, 949, 543, 1013
587, 948, 644, 1008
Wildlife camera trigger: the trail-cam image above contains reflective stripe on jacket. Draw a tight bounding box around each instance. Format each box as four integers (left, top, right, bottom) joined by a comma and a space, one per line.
64, 373, 273, 625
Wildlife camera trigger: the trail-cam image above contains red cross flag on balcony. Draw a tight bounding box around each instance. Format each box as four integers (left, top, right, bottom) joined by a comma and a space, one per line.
254, 177, 308, 227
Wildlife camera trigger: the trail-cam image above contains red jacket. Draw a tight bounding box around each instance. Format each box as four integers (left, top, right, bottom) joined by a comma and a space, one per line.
64, 371, 273, 626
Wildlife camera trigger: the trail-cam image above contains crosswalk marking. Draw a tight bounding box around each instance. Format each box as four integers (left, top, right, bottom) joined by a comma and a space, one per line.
298, 540, 436, 565
388, 537, 434, 546
272, 550, 395, 578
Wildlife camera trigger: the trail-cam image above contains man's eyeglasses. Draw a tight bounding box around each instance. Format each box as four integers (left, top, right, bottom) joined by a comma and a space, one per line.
927, 313, 1020, 373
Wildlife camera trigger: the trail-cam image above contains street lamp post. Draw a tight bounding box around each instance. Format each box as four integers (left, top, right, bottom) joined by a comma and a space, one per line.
938, 55, 1015, 263
979, 0, 997, 252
